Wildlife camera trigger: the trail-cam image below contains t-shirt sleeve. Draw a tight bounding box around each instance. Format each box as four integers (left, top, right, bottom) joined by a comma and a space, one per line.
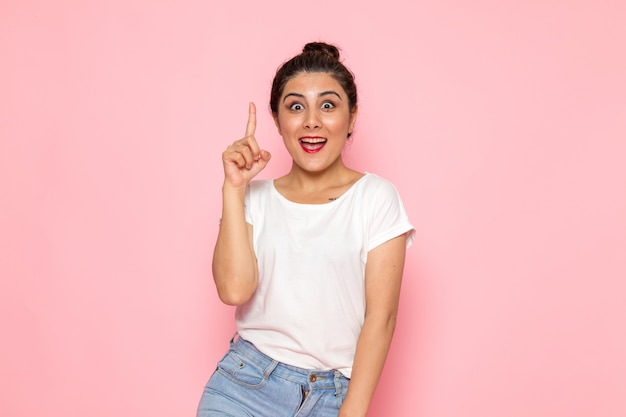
365, 178, 415, 252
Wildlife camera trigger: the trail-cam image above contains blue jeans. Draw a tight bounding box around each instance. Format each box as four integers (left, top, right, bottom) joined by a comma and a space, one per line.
197, 336, 349, 417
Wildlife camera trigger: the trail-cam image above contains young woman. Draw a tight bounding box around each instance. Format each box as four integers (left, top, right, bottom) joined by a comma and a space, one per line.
197, 42, 414, 417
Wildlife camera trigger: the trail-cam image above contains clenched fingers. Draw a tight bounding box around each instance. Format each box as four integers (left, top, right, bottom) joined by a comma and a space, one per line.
223, 141, 255, 169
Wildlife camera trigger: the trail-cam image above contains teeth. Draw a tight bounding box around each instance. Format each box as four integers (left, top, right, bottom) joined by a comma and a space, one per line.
300, 138, 326, 144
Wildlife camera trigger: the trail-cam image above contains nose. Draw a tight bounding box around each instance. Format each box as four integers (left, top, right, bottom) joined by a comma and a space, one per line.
303, 109, 322, 129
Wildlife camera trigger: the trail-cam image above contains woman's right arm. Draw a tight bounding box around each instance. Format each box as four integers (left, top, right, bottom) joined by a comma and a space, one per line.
212, 103, 271, 306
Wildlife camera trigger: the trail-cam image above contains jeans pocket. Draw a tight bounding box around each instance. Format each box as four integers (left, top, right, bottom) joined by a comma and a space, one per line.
216, 350, 268, 389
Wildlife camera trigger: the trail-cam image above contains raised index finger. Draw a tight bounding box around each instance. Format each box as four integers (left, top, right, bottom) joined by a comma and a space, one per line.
245, 102, 256, 137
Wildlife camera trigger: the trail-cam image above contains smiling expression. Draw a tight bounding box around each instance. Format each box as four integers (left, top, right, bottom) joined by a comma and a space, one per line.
273, 72, 357, 173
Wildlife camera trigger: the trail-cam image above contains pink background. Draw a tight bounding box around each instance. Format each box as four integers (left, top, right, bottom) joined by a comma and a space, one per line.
1, 1, 625, 416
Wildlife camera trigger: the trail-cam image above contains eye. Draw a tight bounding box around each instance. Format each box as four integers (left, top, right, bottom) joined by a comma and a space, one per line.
321, 101, 335, 110
289, 103, 304, 111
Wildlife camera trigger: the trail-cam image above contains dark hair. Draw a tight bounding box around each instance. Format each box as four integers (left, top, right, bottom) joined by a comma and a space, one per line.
269, 42, 358, 115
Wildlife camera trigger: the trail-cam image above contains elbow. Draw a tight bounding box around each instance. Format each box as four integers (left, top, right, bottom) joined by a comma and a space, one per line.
212, 263, 257, 306
383, 312, 398, 333
217, 289, 253, 306
214, 277, 256, 306
365, 309, 398, 333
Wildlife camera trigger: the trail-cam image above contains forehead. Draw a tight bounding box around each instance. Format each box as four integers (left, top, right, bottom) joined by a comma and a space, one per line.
282, 72, 345, 96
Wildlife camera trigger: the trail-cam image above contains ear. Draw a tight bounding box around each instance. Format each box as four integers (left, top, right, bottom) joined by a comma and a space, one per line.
272, 112, 281, 135
348, 105, 358, 135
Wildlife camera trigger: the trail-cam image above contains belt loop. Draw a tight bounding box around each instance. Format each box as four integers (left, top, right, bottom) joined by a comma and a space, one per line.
263, 360, 279, 380
334, 371, 342, 396
229, 332, 239, 348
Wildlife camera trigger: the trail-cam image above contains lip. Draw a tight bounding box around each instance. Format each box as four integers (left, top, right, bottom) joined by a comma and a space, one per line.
299, 136, 327, 154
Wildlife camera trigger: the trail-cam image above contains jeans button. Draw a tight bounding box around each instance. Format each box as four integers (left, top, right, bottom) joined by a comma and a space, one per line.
309, 374, 317, 382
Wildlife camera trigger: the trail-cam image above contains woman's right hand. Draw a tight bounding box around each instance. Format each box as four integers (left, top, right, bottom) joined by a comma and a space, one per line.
222, 102, 271, 190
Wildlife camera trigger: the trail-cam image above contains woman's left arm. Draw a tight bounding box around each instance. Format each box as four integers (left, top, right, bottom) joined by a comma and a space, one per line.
338, 233, 408, 417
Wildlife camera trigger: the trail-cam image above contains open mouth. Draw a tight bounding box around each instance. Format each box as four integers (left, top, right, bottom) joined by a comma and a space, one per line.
299, 137, 327, 153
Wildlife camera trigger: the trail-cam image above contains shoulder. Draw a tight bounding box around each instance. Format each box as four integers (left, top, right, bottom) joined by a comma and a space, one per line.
355, 173, 403, 199
247, 179, 274, 195
245, 180, 275, 208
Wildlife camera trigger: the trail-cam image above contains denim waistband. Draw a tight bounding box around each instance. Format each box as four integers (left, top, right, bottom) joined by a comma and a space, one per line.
229, 334, 349, 395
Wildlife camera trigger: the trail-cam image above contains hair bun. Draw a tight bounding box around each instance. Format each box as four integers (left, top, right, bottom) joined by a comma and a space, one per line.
302, 42, 340, 61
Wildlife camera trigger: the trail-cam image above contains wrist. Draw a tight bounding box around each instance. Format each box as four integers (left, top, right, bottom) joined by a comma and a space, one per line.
338, 401, 368, 417
338, 409, 367, 417
222, 183, 247, 199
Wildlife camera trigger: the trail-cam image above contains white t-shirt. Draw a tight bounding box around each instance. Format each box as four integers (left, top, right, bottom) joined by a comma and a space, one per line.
236, 173, 414, 378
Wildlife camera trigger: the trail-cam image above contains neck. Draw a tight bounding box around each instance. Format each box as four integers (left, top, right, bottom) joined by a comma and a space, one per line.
286, 158, 352, 191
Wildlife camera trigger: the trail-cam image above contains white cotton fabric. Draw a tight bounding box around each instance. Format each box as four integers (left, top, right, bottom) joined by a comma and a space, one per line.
236, 173, 414, 378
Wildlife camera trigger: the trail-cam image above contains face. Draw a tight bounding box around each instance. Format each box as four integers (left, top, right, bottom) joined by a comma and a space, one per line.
273, 72, 357, 173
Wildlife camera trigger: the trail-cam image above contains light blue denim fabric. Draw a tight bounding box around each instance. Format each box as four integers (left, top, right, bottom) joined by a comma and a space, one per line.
197, 336, 349, 417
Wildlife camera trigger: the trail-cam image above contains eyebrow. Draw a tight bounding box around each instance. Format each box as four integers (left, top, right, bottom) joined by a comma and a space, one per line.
282, 91, 343, 102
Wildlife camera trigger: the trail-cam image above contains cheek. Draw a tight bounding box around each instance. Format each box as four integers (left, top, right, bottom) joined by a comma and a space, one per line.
327, 116, 350, 133
276, 116, 298, 136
